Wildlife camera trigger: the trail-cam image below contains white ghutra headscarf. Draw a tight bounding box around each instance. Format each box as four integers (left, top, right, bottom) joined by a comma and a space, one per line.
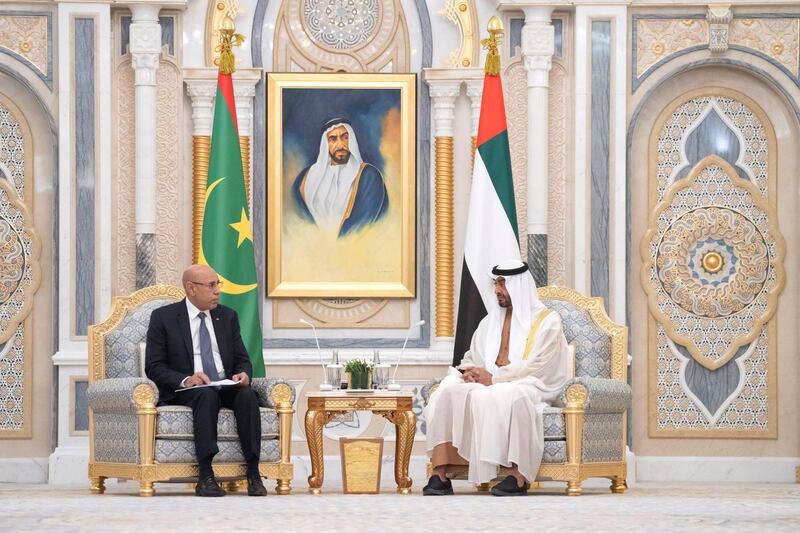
302, 122, 364, 230
482, 259, 548, 374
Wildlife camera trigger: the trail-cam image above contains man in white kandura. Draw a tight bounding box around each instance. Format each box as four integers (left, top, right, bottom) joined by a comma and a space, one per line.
423, 259, 570, 496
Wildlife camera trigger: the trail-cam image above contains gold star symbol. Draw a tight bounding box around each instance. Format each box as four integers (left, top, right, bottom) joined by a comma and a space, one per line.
229, 208, 252, 248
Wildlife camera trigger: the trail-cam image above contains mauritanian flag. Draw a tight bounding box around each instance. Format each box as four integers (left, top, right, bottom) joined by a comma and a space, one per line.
199, 69, 265, 377
452, 68, 521, 366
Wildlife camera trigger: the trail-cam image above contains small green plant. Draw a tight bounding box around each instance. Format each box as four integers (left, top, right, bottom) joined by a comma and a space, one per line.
345, 359, 372, 374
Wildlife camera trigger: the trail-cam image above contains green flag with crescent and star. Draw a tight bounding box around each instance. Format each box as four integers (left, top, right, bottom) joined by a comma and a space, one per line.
199, 65, 265, 377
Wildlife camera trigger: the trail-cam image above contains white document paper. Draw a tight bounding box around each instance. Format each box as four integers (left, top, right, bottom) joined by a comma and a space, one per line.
176, 379, 240, 392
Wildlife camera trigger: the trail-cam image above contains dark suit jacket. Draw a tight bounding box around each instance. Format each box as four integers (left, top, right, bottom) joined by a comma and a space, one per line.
145, 299, 253, 404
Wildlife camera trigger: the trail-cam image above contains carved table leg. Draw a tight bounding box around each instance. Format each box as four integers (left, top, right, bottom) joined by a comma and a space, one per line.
305, 408, 325, 494
90, 476, 106, 494
306, 408, 338, 494
383, 409, 416, 494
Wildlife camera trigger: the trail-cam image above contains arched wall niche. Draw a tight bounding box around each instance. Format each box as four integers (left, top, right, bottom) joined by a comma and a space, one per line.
628, 64, 800, 456
0, 67, 55, 457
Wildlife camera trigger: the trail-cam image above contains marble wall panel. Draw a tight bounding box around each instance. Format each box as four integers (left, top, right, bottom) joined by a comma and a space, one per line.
590, 21, 610, 305
74, 18, 95, 336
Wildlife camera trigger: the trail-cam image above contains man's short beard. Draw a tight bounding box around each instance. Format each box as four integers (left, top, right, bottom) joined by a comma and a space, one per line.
330, 150, 351, 165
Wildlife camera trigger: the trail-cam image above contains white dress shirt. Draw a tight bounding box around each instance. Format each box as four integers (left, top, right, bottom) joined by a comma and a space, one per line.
180, 299, 226, 387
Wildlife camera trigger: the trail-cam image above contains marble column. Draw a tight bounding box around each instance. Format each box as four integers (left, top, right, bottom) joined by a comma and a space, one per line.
129, 4, 162, 288
425, 77, 461, 342
521, 6, 554, 288
465, 78, 483, 169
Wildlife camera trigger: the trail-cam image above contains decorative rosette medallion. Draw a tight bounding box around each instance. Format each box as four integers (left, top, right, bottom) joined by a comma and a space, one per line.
642, 155, 784, 371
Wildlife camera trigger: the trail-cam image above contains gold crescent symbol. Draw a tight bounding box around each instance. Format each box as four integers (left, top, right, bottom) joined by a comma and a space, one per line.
199, 177, 259, 296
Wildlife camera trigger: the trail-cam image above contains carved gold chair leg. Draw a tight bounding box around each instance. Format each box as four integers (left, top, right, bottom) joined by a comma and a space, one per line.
610, 476, 626, 494
90, 476, 106, 494
139, 480, 155, 497
566, 480, 582, 496
475, 482, 490, 492
276, 477, 292, 495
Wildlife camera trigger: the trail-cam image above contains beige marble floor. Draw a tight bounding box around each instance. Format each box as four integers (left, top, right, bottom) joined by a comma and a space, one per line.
2, 481, 799, 532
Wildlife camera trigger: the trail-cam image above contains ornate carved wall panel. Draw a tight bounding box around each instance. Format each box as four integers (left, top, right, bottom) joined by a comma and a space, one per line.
0, 14, 51, 86
641, 91, 784, 437
633, 16, 800, 91
271, 0, 412, 329
113, 12, 185, 295
547, 62, 568, 286
503, 57, 569, 285
503, 59, 527, 261
0, 97, 41, 437
273, 0, 410, 72
154, 57, 183, 287
113, 55, 136, 296
635, 18, 707, 80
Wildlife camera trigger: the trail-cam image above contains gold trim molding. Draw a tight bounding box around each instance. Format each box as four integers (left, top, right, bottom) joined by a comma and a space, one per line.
205, 0, 240, 68
440, 0, 479, 68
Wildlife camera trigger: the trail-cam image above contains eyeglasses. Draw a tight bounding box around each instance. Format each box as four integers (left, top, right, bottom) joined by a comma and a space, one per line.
189, 280, 223, 290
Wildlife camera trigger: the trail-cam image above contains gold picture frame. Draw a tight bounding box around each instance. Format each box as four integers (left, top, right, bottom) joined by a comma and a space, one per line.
266, 73, 416, 298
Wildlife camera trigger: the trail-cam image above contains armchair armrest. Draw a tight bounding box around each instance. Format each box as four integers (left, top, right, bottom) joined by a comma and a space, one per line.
553, 377, 630, 413
87, 378, 159, 415
252, 378, 296, 408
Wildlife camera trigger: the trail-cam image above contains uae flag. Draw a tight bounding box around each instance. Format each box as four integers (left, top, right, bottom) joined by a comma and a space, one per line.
199, 68, 266, 377
452, 70, 521, 366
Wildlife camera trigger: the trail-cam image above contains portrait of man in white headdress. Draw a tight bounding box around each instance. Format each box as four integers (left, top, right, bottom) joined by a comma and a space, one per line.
291, 117, 389, 238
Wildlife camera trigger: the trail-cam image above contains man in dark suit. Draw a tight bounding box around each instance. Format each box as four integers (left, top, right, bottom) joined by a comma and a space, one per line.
145, 264, 267, 497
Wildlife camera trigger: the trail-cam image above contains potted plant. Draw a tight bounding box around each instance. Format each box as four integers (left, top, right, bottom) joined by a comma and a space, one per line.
345, 359, 373, 390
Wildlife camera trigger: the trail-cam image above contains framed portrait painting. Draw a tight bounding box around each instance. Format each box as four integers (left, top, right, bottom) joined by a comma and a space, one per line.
266, 73, 416, 298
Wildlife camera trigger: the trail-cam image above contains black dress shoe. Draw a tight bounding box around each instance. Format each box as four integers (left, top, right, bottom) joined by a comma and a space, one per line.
422, 475, 453, 496
247, 474, 268, 496
195, 475, 226, 497
490, 475, 529, 496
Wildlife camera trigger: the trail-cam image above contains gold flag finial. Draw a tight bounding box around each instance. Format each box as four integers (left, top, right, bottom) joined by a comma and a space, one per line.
216, 15, 245, 74
481, 16, 504, 76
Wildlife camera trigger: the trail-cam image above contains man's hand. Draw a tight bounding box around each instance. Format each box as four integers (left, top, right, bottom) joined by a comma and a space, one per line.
463, 368, 492, 386
232, 372, 250, 386
183, 372, 211, 387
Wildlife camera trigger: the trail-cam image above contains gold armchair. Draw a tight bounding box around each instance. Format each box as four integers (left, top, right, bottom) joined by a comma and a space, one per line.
86, 285, 294, 496
424, 285, 630, 496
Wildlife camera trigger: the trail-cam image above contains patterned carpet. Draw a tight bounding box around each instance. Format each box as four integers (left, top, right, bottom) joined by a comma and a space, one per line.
3, 481, 799, 532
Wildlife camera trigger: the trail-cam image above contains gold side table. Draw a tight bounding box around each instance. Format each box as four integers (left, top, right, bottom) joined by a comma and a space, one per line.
305, 390, 416, 494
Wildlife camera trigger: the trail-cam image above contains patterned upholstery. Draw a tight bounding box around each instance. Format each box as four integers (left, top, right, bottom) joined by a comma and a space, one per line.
93, 413, 140, 463
542, 440, 567, 464
87, 378, 159, 414
104, 298, 177, 378
155, 438, 281, 464
582, 413, 625, 463
542, 406, 565, 441
156, 406, 279, 440
542, 299, 612, 379
553, 377, 631, 413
